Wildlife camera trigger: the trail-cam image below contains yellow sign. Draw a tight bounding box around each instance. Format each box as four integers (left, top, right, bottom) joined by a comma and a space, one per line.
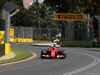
54, 13, 87, 21
18, 38, 25, 42
0, 31, 5, 44
5, 43, 11, 55
18, 38, 33, 42
10, 28, 14, 35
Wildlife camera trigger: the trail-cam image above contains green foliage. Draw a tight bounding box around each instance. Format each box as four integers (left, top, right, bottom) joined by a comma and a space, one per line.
11, 3, 58, 28
44, 0, 70, 13
40, 19, 47, 28
60, 41, 93, 47
11, 0, 24, 12
47, 21, 58, 28
11, 9, 34, 27
44, 0, 100, 37
44, 0, 100, 15
0, 0, 58, 28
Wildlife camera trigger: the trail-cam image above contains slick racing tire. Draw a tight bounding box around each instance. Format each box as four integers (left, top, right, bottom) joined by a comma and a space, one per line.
61, 50, 67, 59
41, 50, 46, 59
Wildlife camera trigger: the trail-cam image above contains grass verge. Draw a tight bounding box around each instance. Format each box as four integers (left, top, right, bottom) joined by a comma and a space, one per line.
0, 48, 32, 64
59, 41, 93, 48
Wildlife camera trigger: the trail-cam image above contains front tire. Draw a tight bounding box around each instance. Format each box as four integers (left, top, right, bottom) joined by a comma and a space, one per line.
41, 50, 46, 59
61, 50, 67, 59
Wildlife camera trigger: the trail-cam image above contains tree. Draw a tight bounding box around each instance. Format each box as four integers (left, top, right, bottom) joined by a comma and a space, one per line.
11, 2, 58, 28
44, 0, 100, 38
29, 3, 58, 28
11, 9, 35, 27
44, 0, 71, 13
44, 0, 100, 15
11, 0, 24, 12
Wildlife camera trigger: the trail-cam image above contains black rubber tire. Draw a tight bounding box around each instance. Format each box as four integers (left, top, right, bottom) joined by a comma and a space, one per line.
41, 54, 44, 59
41, 50, 46, 59
41, 50, 46, 54
62, 50, 66, 54
61, 50, 67, 59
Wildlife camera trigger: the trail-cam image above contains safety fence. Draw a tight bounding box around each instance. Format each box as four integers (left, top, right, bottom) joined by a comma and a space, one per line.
10, 26, 33, 39
10, 26, 33, 42
10, 26, 61, 41
33, 28, 61, 38
59, 20, 94, 41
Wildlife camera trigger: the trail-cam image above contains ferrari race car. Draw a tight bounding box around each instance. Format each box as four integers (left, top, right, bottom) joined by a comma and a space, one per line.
41, 45, 67, 59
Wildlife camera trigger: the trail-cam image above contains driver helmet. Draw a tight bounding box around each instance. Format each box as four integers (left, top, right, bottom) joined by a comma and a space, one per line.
52, 47, 55, 50
53, 44, 56, 48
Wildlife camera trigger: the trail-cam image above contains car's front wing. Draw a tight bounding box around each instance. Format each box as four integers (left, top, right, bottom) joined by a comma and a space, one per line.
41, 55, 65, 58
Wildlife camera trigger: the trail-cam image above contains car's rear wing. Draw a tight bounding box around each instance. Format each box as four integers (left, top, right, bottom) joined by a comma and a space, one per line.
51, 45, 61, 48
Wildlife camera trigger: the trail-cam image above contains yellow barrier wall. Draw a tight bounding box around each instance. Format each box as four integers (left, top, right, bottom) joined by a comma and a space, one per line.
33, 37, 56, 41
18, 38, 25, 42
18, 38, 33, 42
0, 31, 5, 44
9, 28, 33, 42
9, 38, 33, 42
5, 43, 11, 55
10, 38, 17, 42
10, 28, 14, 35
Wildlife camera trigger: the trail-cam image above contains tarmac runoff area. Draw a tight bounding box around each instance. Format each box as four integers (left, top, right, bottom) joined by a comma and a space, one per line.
0, 52, 16, 60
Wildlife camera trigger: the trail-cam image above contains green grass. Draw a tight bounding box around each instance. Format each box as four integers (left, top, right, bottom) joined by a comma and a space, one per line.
60, 41, 93, 47
0, 48, 32, 64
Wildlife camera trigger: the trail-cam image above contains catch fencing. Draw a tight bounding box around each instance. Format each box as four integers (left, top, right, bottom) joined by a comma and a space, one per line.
58, 14, 94, 41
10, 26, 33, 39
33, 28, 61, 38
11, 15, 94, 41
10, 26, 61, 39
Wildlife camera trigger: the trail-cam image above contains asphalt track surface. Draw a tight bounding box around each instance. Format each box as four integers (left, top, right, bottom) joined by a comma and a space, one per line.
0, 45, 100, 75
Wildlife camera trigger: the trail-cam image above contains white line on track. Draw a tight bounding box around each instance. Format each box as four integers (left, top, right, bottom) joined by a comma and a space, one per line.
63, 51, 100, 75
0, 60, 50, 73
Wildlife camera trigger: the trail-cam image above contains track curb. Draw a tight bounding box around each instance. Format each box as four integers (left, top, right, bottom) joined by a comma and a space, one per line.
0, 52, 37, 66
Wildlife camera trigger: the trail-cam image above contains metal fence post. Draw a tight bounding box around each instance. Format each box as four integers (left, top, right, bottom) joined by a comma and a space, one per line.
87, 14, 90, 41
95, 16, 100, 41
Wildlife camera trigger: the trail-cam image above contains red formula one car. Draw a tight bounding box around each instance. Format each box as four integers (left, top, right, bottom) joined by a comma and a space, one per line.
41, 45, 67, 59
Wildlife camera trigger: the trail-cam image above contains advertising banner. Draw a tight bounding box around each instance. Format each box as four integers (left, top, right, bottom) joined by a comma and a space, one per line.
0, 31, 5, 44
54, 13, 87, 21
10, 28, 14, 35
